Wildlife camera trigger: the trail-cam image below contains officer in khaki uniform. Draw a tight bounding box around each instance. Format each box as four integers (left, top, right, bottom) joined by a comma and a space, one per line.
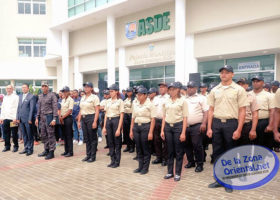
130, 87, 156, 175
200, 83, 208, 96
36, 81, 58, 160
59, 86, 74, 157
207, 65, 248, 192
103, 84, 124, 168
161, 82, 188, 182
100, 90, 110, 149
273, 88, 280, 143
250, 76, 275, 149
78, 82, 100, 163
185, 81, 208, 173
237, 78, 259, 145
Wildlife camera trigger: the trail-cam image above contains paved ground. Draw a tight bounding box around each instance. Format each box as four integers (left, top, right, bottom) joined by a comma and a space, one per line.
0, 140, 279, 200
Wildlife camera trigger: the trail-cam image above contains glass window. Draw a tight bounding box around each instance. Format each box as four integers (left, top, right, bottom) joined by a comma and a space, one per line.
85, 0, 95, 11
75, 4, 85, 15
19, 38, 46, 57
18, 0, 31, 14
165, 65, 175, 77
0, 80, 11, 86
68, 7, 75, 17
96, 0, 108, 7
18, 3, 24, 13
15, 80, 33, 86
25, 3, 31, 13
68, 0, 75, 7
39, 4, 46, 14
33, 3, 39, 14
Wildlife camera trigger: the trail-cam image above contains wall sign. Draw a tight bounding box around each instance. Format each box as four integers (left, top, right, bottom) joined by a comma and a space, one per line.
238, 61, 260, 71
125, 11, 170, 40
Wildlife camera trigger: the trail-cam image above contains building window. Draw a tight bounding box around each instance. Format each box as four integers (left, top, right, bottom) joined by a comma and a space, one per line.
14, 80, 53, 94
18, 0, 46, 15
18, 38, 46, 57
198, 54, 275, 85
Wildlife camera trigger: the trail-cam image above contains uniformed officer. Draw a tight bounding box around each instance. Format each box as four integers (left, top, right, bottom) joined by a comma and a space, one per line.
78, 82, 100, 163
123, 87, 135, 153
151, 83, 169, 166
161, 82, 188, 182
185, 81, 208, 173
130, 87, 156, 174
250, 76, 275, 150
207, 65, 248, 192
237, 78, 259, 145
273, 88, 280, 143
148, 87, 157, 102
271, 81, 279, 94
180, 85, 187, 97
200, 83, 208, 96
263, 82, 271, 92
35, 81, 58, 160
102, 84, 124, 168
59, 86, 74, 157
100, 90, 110, 149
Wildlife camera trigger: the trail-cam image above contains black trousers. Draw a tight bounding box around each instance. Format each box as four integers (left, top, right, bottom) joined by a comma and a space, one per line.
186, 123, 204, 166
123, 113, 135, 149
164, 121, 184, 176
133, 123, 151, 170
255, 119, 274, 150
212, 118, 238, 162
82, 114, 98, 159
106, 117, 122, 165
62, 116, 73, 154
153, 118, 168, 161
237, 122, 254, 146
3, 119, 18, 149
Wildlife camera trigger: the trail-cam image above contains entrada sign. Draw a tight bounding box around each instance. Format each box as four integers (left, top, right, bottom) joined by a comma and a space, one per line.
125, 11, 170, 40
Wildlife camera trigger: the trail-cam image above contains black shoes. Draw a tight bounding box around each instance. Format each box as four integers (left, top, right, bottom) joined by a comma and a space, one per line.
87, 158, 95, 163
129, 149, 135, 153
26, 151, 33, 156
19, 150, 27, 154
45, 151, 54, 160
164, 174, 174, 179
174, 175, 181, 182
140, 169, 148, 175
225, 187, 233, 193
107, 162, 115, 167
111, 163, 119, 168
12, 147, 18, 152
61, 152, 68, 156
195, 165, 203, 173
208, 181, 222, 188
161, 160, 167, 166
65, 153, 73, 157
152, 158, 162, 164
123, 147, 130, 152
38, 150, 49, 157
2, 147, 10, 152
133, 156, 138, 160
185, 162, 195, 168
104, 145, 109, 149
82, 156, 90, 162
133, 168, 142, 173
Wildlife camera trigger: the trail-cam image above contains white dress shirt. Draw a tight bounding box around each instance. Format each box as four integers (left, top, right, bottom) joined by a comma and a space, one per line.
0, 93, 19, 120
152, 94, 169, 119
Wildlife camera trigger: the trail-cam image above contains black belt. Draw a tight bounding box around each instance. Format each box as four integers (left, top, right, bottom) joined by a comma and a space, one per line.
166, 121, 182, 127
213, 118, 237, 123
188, 123, 201, 128
82, 114, 95, 118
156, 118, 162, 122
108, 116, 120, 120
135, 122, 150, 126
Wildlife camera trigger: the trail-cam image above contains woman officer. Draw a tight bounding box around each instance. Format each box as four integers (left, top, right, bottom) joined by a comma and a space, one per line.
161, 82, 188, 181
78, 82, 100, 163
123, 87, 135, 153
130, 87, 156, 175
102, 84, 124, 168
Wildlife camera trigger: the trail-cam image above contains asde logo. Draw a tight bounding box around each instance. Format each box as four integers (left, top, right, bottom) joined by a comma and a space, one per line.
214, 145, 279, 190
125, 21, 137, 40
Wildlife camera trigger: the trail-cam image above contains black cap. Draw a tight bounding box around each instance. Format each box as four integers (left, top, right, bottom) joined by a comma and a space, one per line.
271, 81, 280, 87
168, 82, 182, 89
237, 78, 248, 84
158, 82, 168, 87
126, 87, 133, 92
264, 82, 271, 89
108, 84, 119, 91
136, 85, 144, 92
103, 90, 109, 95
187, 81, 198, 88
148, 87, 157, 94
137, 87, 148, 94
61, 86, 70, 92
251, 75, 264, 81
181, 85, 188, 91
219, 65, 233, 73
83, 82, 93, 88
200, 83, 207, 88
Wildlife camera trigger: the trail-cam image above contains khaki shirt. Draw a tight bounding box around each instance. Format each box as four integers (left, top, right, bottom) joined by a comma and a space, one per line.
245, 92, 259, 123
163, 96, 189, 124
249, 90, 275, 119
153, 94, 169, 119
80, 94, 100, 115
186, 94, 209, 125
123, 98, 133, 114
100, 99, 107, 108
132, 98, 156, 123
274, 88, 280, 108
105, 98, 124, 118
60, 96, 74, 116
208, 82, 248, 119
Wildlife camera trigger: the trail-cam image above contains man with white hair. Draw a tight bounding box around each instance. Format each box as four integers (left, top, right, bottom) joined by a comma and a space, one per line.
0, 85, 19, 152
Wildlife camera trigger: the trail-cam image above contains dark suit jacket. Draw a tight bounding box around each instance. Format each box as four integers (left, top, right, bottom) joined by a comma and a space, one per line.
16, 93, 35, 123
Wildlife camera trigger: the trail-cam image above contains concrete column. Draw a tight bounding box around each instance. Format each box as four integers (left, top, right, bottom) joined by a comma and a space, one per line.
175, 0, 186, 84
107, 15, 116, 86
118, 47, 129, 90
61, 30, 69, 86
74, 56, 83, 90
185, 34, 198, 82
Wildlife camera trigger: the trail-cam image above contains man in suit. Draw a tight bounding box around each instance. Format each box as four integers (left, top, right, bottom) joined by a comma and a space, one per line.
17, 83, 35, 156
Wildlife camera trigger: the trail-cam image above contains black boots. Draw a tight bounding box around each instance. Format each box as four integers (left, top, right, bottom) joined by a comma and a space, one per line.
38, 149, 49, 157
45, 151, 54, 160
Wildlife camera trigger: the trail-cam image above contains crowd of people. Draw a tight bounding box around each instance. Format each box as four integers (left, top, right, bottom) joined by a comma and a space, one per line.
1, 65, 280, 193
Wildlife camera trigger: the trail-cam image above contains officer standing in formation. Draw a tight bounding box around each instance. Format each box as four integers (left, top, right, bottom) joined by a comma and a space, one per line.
36, 81, 58, 160
185, 81, 208, 172
100, 89, 110, 149
130, 87, 156, 174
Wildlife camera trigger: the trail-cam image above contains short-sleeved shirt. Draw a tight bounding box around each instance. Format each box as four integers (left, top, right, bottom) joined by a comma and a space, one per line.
100, 99, 107, 110
274, 88, 280, 108
245, 93, 259, 123
153, 94, 169, 119
207, 82, 248, 119
80, 94, 100, 115
249, 90, 275, 119
60, 96, 74, 116
132, 98, 156, 123
163, 96, 189, 124
123, 98, 133, 114
186, 94, 209, 125
105, 98, 124, 118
